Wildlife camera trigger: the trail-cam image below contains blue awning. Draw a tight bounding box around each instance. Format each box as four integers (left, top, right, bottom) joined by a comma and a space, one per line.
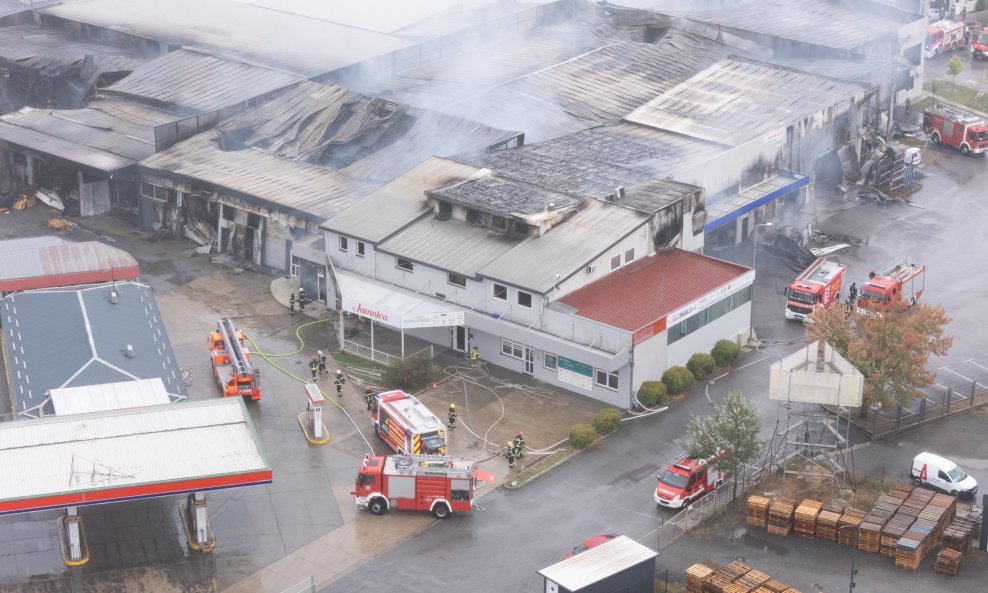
704, 171, 808, 232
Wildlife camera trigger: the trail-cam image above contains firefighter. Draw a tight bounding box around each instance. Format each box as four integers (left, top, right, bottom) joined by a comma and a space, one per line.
505, 441, 517, 468
308, 356, 319, 381
448, 403, 457, 429
513, 431, 525, 458
288, 292, 296, 316
318, 350, 328, 375
848, 282, 858, 304
469, 345, 479, 368
364, 386, 375, 410
297, 287, 307, 312
334, 370, 346, 397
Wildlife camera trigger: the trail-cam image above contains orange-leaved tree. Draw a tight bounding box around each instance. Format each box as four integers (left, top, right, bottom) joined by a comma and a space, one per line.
807, 301, 952, 417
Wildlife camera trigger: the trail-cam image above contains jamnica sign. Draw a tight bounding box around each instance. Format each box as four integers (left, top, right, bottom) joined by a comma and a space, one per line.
350, 303, 391, 323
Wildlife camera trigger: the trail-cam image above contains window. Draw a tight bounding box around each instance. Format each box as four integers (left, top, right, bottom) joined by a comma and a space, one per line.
611, 254, 622, 270
357, 242, 365, 257
595, 369, 619, 390
493, 283, 507, 301
141, 182, 169, 202
544, 353, 557, 370
667, 285, 754, 345
493, 216, 507, 230
396, 258, 414, 272
438, 201, 452, 215
466, 209, 481, 224
501, 339, 524, 360
517, 291, 532, 308
339, 236, 348, 252
290, 256, 300, 277
448, 272, 467, 288
624, 248, 636, 264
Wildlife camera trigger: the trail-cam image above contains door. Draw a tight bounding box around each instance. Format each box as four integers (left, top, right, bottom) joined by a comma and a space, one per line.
523, 346, 534, 375
317, 272, 327, 303
450, 326, 466, 352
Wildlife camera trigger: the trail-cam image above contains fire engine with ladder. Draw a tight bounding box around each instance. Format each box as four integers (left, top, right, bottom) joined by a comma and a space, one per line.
373, 390, 447, 455
784, 257, 848, 322
353, 454, 493, 518
925, 19, 967, 58
655, 451, 727, 509
856, 258, 926, 314
208, 318, 261, 401
923, 104, 988, 155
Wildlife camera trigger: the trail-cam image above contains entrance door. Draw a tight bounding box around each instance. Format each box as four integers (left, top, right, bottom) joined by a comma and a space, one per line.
450, 326, 467, 352
317, 272, 327, 302
523, 346, 534, 375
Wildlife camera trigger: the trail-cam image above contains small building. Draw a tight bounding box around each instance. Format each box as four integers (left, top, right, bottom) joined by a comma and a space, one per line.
538, 535, 658, 593
0, 236, 140, 295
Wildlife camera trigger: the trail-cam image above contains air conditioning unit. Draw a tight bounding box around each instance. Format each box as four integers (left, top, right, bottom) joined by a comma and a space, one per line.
585, 265, 595, 274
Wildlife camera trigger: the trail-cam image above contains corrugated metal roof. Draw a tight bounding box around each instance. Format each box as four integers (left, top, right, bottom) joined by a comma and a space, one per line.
538, 535, 657, 590
0, 398, 271, 515
557, 250, 750, 332
105, 49, 304, 113
40, 0, 414, 78
140, 133, 377, 221
430, 175, 579, 217
377, 215, 520, 278
0, 0, 58, 19
619, 179, 701, 215
242, 0, 457, 35
0, 24, 146, 76
320, 156, 484, 243
50, 378, 172, 416
479, 200, 650, 294
0, 281, 186, 419
0, 236, 67, 250
626, 58, 868, 146
0, 237, 140, 292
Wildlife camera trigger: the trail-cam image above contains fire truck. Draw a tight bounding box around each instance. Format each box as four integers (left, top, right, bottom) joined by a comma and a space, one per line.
353, 454, 487, 518
373, 390, 447, 455
784, 258, 847, 322
925, 19, 967, 58
208, 318, 261, 400
923, 104, 988, 155
655, 451, 727, 509
973, 26, 988, 59
857, 258, 926, 314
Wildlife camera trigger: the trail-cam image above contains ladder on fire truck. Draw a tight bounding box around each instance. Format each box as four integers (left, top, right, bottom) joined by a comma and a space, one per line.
392, 454, 473, 478
874, 257, 913, 281
218, 318, 251, 378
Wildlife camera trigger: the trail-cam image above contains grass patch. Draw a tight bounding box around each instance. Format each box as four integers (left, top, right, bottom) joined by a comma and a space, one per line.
748, 465, 889, 511
923, 81, 988, 113
332, 350, 387, 387
510, 449, 572, 487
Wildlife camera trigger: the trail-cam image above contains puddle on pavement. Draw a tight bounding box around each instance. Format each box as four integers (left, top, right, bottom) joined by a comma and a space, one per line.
730, 527, 790, 556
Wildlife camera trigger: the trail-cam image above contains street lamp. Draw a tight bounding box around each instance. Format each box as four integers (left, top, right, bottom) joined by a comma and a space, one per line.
839, 524, 859, 593
751, 222, 773, 270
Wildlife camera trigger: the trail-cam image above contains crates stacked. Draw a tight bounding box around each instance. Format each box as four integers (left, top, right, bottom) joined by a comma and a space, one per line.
857, 520, 883, 553
736, 568, 770, 591
928, 493, 957, 526
942, 517, 974, 554
967, 506, 983, 542
880, 514, 914, 558
687, 563, 797, 593
760, 579, 788, 593
686, 562, 722, 593
746, 496, 771, 528
815, 503, 843, 542
767, 498, 796, 536
888, 482, 914, 498
935, 548, 964, 576
837, 508, 865, 545
794, 499, 823, 538
703, 573, 733, 593
894, 532, 925, 570
722, 561, 752, 582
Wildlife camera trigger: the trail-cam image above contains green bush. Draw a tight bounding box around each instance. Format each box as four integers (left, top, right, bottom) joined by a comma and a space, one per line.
569, 423, 598, 449
636, 380, 668, 407
593, 408, 622, 435
711, 339, 742, 367
687, 352, 717, 381
661, 365, 695, 395
382, 357, 439, 392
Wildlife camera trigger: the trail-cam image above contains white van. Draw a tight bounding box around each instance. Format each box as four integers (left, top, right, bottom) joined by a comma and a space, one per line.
910, 452, 978, 498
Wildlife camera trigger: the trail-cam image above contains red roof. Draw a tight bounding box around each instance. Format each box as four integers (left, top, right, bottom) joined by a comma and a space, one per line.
558, 249, 750, 332
0, 237, 139, 292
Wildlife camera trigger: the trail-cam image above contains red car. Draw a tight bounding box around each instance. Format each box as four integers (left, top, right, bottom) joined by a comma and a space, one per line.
563, 534, 619, 559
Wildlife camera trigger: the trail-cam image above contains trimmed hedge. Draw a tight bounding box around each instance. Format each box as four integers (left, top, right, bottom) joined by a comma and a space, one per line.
711, 339, 742, 367
382, 357, 439, 392
637, 380, 668, 407
662, 365, 695, 395
687, 352, 717, 381
569, 423, 598, 449
593, 408, 622, 435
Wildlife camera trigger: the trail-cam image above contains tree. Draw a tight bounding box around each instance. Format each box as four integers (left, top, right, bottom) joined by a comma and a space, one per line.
929, 79, 940, 102
947, 55, 963, 88
678, 390, 763, 498
807, 302, 953, 417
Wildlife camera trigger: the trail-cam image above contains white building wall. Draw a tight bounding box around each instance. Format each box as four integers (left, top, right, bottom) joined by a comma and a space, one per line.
676, 134, 785, 198
666, 304, 752, 368
552, 225, 653, 299
631, 334, 668, 393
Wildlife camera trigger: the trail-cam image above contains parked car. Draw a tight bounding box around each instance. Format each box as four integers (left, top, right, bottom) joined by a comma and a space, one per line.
910, 452, 978, 498
563, 534, 619, 559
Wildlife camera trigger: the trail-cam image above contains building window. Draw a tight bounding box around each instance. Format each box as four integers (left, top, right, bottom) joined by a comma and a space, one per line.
339, 236, 348, 252
493, 283, 507, 301
667, 285, 753, 345
611, 254, 621, 270
397, 258, 414, 272
517, 291, 532, 308
448, 272, 467, 288
141, 182, 169, 202
624, 248, 635, 264
493, 216, 507, 230
438, 201, 452, 215
501, 339, 524, 360
467, 209, 481, 224
290, 256, 300, 277
544, 353, 557, 370
357, 242, 365, 257
596, 369, 619, 390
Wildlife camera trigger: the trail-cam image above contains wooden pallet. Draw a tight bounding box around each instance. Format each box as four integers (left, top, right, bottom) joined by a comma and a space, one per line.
815, 510, 842, 542
746, 496, 771, 528
794, 499, 824, 538
686, 562, 721, 593
761, 579, 788, 593
703, 574, 733, 593
895, 534, 925, 570
768, 498, 796, 536
857, 522, 882, 553
837, 509, 865, 545
880, 514, 914, 558
736, 569, 770, 591
935, 548, 964, 575
722, 561, 751, 581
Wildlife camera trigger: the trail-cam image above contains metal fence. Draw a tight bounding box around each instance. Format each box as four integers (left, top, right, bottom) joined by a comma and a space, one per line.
341, 340, 434, 367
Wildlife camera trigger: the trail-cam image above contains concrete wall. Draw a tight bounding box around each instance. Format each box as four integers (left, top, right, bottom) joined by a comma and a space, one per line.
631, 332, 667, 393
552, 223, 653, 299
666, 304, 752, 367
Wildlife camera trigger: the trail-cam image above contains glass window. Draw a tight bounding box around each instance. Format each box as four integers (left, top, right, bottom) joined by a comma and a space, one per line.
397, 258, 414, 272
595, 369, 619, 390
493, 283, 507, 301
448, 272, 467, 288
611, 254, 621, 270
357, 242, 365, 257
339, 236, 348, 252
501, 339, 524, 360
544, 353, 557, 370
624, 248, 635, 264
517, 291, 532, 308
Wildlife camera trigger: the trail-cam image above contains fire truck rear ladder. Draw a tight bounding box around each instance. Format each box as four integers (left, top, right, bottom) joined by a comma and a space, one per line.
218, 317, 252, 378
393, 454, 473, 478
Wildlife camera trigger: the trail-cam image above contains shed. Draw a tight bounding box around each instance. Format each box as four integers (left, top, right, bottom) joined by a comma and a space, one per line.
538, 535, 657, 593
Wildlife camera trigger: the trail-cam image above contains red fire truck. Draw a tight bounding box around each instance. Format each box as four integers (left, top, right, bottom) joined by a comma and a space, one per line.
923, 104, 988, 155
856, 258, 926, 314
353, 454, 489, 518
654, 451, 727, 509
784, 258, 847, 322
373, 390, 447, 455
208, 318, 261, 400
925, 19, 967, 58
972, 26, 988, 59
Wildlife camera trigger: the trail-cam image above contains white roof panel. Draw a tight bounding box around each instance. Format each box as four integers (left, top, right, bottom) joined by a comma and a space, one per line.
50, 378, 173, 416
538, 536, 657, 590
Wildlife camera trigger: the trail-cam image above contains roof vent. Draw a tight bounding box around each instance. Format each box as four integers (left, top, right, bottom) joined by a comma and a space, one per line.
611, 186, 625, 201
126, 345, 134, 358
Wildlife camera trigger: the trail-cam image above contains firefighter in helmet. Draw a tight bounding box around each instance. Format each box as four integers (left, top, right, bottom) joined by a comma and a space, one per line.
448, 403, 457, 429
513, 432, 525, 458
308, 355, 319, 381
318, 350, 327, 375
297, 286, 307, 311
505, 441, 517, 468
364, 386, 375, 411
334, 370, 346, 397
288, 292, 296, 316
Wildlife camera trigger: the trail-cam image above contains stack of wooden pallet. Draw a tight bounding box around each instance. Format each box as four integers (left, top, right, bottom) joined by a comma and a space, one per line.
837, 508, 865, 545
736, 568, 770, 591
880, 514, 914, 558
794, 499, 823, 538
929, 493, 957, 523
815, 506, 842, 542
759, 579, 788, 593
857, 520, 883, 553
686, 562, 722, 593
767, 498, 795, 536
703, 573, 733, 593
894, 532, 926, 570
967, 506, 983, 542
746, 496, 771, 528
722, 561, 751, 582
942, 518, 974, 553
935, 548, 964, 576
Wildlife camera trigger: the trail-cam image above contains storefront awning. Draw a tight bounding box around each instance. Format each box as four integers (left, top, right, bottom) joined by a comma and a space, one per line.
704, 171, 808, 232
337, 270, 464, 330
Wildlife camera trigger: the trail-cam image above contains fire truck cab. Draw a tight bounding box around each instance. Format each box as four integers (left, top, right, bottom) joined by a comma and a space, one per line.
857, 258, 925, 314
784, 258, 847, 322
655, 452, 727, 509
972, 26, 988, 58
353, 454, 479, 519
923, 104, 988, 155
925, 19, 967, 58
